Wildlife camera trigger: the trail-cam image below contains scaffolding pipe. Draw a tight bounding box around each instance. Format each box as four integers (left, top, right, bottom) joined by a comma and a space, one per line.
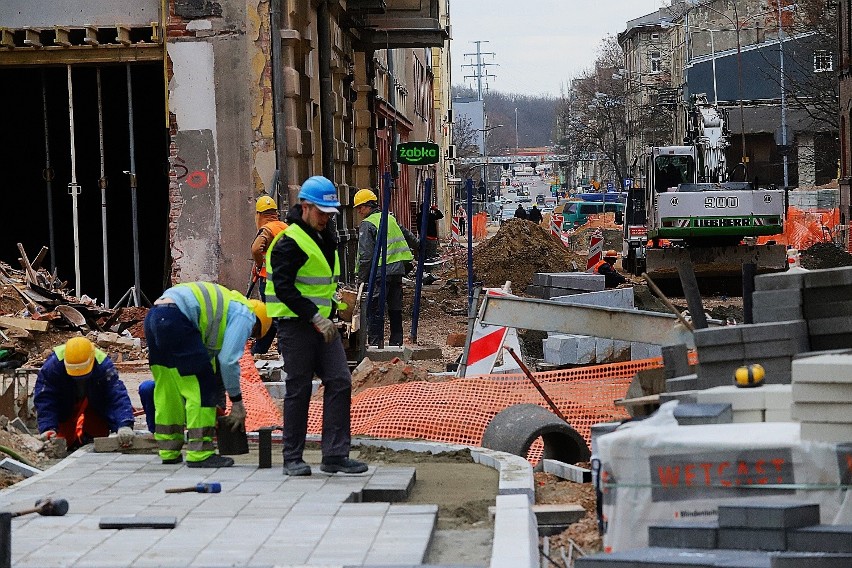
96, 68, 110, 306
66, 65, 82, 296
41, 71, 56, 273
126, 65, 142, 307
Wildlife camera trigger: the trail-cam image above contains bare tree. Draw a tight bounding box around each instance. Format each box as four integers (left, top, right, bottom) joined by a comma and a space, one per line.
452, 114, 480, 180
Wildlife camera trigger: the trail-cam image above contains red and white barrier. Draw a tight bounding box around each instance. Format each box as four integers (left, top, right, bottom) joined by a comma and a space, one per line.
460, 286, 523, 377
451, 216, 460, 245
586, 229, 604, 271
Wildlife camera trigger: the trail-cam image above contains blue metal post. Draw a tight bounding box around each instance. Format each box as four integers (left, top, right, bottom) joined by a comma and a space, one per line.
466, 177, 475, 307
365, 172, 392, 348
410, 177, 432, 342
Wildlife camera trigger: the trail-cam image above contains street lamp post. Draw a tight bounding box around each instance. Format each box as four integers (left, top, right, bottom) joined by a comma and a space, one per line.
514, 107, 519, 153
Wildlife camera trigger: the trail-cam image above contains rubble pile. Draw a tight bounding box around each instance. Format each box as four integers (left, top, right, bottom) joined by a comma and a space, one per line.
800, 242, 852, 269
348, 357, 449, 396
563, 225, 623, 252
473, 219, 585, 291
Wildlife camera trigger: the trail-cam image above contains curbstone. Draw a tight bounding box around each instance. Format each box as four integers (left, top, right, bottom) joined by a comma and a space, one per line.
787, 525, 852, 553
694, 326, 743, 347
800, 422, 852, 443
792, 402, 852, 423
792, 382, 852, 403
802, 267, 852, 289
698, 343, 745, 363
803, 299, 852, 320
740, 321, 809, 343
718, 501, 820, 529
792, 354, 852, 384
490, 494, 539, 568
770, 552, 852, 568
755, 271, 806, 291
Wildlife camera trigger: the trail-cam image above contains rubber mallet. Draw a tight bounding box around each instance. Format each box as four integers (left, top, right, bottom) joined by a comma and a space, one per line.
165, 482, 221, 494
11, 498, 69, 518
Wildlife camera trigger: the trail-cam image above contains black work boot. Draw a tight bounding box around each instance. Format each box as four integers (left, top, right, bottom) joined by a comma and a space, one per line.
283, 460, 312, 476
368, 311, 384, 346
187, 454, 234, 468
320, 456, 368, 474
388, 311, 404, 346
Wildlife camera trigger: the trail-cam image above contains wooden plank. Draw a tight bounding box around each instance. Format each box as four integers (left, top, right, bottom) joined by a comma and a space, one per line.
16, 244, 38, 285
614, 394, 660, 407
0, 316, 48, 332
93, 434, 158, 453
30, 247, 48, 270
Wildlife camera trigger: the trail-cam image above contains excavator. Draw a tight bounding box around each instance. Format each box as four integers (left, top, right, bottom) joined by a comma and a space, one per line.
622, 94, 787, 291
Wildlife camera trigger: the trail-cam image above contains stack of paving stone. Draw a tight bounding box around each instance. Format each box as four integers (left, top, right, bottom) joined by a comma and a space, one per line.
577, 501, 852, 567
525, 272, 605, 299
753, 266, 852, 350
689, 384, 793, 423
692, 321, 810, 389
791, 353, 852, 442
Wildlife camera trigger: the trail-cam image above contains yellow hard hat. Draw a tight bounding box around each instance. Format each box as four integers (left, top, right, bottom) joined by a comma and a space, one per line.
248, 299, 272, 337
353, 189, 378, 207
255, 195, 277, 213
734, 364, 765, 388
64, 337, 95, 377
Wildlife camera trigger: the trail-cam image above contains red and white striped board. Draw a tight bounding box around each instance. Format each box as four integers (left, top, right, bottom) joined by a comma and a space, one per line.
451, 216, 460, 245
459, 287, 523, 377
549, 214, 563, 238
586, 229, 604, 271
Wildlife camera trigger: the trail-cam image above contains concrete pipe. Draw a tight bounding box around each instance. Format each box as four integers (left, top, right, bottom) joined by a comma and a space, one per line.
481, 403, 590, 464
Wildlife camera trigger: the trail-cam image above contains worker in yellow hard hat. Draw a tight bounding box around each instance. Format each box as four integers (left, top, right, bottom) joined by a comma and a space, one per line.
250, 194, 287, 354
34, 337, 136, 451
353, 188, 417, 346
143, 283, 272, 468
593, 249, 627, 288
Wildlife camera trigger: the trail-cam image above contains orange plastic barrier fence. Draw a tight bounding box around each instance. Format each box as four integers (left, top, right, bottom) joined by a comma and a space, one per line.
236, 347, 283, 431
757, 207, 839, 250
304, 357, 669, 459
471, 212, 488, 240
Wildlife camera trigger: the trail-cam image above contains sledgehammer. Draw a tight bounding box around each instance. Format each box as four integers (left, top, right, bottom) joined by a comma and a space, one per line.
165, 482, 221, 494
11, 498, 69, 518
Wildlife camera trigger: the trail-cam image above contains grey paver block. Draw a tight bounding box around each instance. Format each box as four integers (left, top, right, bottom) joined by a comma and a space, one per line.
770, 552, 852, 568
698, 343, 746, 363
648, 521, 719, 549
667, 374, 699, 393
791, 402, 852, 423
803, 299, 852, 319
803, 267, 852, 288
810, 335, 852, 351
787, 525, 852, 553
551, 287, 634, 309
792, 382, 852, 403
800, 421, 852, 442
803, 285, 852, 306
754, 306, 804, 324
718, 527, 788, 551
740, 321, 808, 343
577, 547, 771, 567
694, 326, 744, 347
718, 502, 820, 529
808, 317, 852, 336
752, 289, 802, 307
673, 403, 733, 425
541, 459, 591, 483
755, 271, 806, 291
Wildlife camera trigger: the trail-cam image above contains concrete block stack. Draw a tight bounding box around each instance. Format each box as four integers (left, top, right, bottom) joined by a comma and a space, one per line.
791, 354, 852, 443
754, 266, 852, 351
693, 385, 793, 423
526, 272, 605, 299
543, 333, 632, 365
693, 321, 809, 388
578, 501, 852, 567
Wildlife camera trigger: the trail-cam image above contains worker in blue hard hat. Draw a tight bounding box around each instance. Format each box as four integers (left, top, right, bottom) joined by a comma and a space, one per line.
266, 175, 367, 477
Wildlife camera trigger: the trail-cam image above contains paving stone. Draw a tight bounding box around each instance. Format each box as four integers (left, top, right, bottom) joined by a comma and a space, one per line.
743, 340, 803, 360
802, 267, 852, 289
764, 409, 793, 422
525, 284, 546, 298
673, 403, 733, 425
696, 386, 765, 411
698, 343, 746, 363
648, 521, 719, 549
808, 317, 852, 337
803, 286, 852, 307
754, 306, 804, 324
551, 287, 635, 309
697, 362, 746, 389
718, 527, 788, 551
718, 502, 820, 529
667, 374, 699, 393
757, 357, 793, 385
803, 299, 852, 320
762, 385, 793, 409
770, 552, 852, 568
362, 466, 416, 502
800, 421, 852, 443
787, 525, 852, 553
532, 503, 586, 526
366, 344, 442, 361
791, 403, 852, 423
792, 382, 852, 403
544, 334, 596, 365
549, 272, 606, 291
694, 326, 744, 347
732, 409, 766, 423
541, 459, 591, 483
810, 335, 852, 351
631, 342, 663, 360
752, 289, 802, 308
792, 355, 852, 384
740, 321, 809, 343
576, 547, 771, 567
755, 271, 806, 291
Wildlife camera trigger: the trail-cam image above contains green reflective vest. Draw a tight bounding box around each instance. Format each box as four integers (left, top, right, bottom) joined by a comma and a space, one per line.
360, 212, 414, 266
53, 345, 109, 365
264, 224, 340, 318
174, 282, 252, 357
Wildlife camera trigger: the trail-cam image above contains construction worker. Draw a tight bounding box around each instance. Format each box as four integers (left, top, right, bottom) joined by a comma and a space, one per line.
418, 203, 444, 260
353, 188, 417, 346
594, 250, 627, 288
528, 205, 543, 224
143, 283, 272, 468
267, 175, 368, 476
250, 194, 288, 354
514, 203, 528, 220
34, 337, 135, 451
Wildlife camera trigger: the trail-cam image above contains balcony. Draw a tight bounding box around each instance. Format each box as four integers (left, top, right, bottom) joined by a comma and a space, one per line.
350, 0, 448, 49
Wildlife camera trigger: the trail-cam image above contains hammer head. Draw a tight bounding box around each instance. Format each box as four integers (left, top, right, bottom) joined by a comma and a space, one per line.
195, 482, 221, 494
35, 498, 69, 516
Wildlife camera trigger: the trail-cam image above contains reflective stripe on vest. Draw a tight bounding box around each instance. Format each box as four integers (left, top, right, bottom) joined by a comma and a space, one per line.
360, 212, 414, 266
264, 224, 341, 318
174, 282, 233, 355
53, 345, 109, 365
258, 220, 288, 278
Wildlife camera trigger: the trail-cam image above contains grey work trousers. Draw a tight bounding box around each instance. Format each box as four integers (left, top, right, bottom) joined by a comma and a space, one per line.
277, 318, 352, 463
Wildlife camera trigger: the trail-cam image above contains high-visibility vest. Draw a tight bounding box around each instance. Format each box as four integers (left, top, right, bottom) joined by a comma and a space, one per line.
592, 260, 607, 274
53, 345, 109, 366
264, 224, 340, 318
257, 220, 288, 278
174, 282, 252, 357
359, 212, 414, 266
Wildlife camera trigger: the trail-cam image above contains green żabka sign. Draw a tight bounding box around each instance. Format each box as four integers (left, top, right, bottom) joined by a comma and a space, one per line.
397, 142, 440, 165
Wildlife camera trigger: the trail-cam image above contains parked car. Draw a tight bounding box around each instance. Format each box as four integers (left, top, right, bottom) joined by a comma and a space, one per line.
536, 194, 545, 205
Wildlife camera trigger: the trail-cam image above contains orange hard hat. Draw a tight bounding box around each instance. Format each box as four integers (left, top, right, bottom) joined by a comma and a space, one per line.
604, 249, 619, 258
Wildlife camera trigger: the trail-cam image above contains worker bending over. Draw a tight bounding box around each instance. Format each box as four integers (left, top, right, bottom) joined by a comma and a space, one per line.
34, 337, 135, 451
594, 250, 627, 288
143, 282, 271, 468
353, 188, 417, 346
267, 176, 367, 476
250, 195, 288, 354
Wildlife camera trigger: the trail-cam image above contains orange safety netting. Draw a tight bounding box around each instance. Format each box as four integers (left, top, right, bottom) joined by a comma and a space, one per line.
235, 347, 283, 431
303, 357, 668, 451
757, 207, 840, 250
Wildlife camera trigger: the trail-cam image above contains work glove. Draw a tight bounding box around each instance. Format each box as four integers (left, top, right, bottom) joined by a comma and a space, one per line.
116, 426, 135, 447
251, 264, 261, 281
37, 430, 57, 442
227, 400, 246, 432
311, 312, 338, 344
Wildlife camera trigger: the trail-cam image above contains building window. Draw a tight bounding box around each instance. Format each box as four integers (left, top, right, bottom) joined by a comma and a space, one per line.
650, 51, 662, 73
650, 32, 660, 40
813, 50, 833, 72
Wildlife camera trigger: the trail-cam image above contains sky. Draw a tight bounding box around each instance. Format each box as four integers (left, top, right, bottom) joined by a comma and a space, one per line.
450, 0, 668, 98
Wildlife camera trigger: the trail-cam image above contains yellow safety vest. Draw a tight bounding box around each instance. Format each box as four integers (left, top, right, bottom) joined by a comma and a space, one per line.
264, 224, 340, 318
360, 212, 414, 266
174, 282, 252, 357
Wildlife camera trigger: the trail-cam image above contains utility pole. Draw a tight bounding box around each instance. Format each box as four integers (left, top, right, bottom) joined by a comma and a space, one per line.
461, 41, 496, 202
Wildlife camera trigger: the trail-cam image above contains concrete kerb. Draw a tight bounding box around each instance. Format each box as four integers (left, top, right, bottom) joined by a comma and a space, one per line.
351, 437, 539, 568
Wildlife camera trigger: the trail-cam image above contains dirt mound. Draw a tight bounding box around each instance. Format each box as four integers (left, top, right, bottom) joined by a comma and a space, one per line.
346, 357, 451, 396
473, 219, 584, 291
800, 242, 852, 269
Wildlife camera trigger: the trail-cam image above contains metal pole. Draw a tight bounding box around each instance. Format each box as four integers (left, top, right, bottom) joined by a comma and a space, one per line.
96, 68, 110, 306
777, 0, 789, 188
742, 263, 756, 324
0, 511, 10, 568
465, 177, 474, 308
126, 65, 142, 307
376, 172, 392, 348
732, 4, 747, 169
410, 177, 432, 342
66, 65, 82, 296
41, 71, 56, 273
710, 30, 718, 105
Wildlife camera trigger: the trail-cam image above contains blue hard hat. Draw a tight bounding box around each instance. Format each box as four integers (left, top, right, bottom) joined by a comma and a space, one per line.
298, 176, 340, 213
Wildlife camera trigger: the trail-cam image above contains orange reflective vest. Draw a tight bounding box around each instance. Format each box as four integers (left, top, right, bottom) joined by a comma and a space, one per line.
257, 220, 288, 277
592, 260, 606, 274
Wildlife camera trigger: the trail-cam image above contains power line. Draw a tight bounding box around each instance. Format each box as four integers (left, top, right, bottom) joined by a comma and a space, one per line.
461, 40, 497, 100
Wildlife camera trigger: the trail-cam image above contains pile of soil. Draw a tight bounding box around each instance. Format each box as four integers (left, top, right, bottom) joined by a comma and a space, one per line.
535, 471, 603, 557
473, 219, 584, 291
564, 226, 623, 253
347, 357, 451, 396
800, 242, 852, 269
